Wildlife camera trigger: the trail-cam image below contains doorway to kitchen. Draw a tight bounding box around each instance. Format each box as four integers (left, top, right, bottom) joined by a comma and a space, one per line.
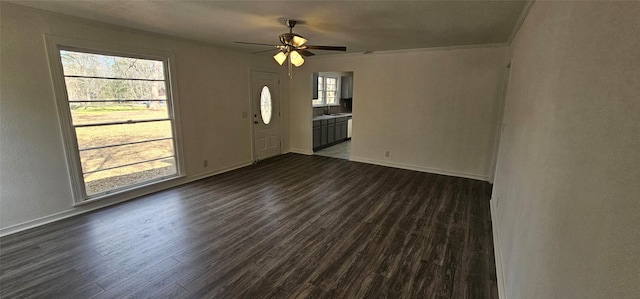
312, 71, 353, 160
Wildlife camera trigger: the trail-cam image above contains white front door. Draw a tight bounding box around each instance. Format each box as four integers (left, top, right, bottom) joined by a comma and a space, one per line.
252, 70, 280, 161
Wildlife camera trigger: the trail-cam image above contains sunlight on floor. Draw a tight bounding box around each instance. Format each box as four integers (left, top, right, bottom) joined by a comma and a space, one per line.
314, 140, 350, 160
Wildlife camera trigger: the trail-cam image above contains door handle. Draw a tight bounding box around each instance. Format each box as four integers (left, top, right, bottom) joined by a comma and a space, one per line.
254, 121, 259, 124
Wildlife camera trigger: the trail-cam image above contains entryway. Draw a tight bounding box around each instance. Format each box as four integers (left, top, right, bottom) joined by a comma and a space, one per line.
251, 70, 281, 161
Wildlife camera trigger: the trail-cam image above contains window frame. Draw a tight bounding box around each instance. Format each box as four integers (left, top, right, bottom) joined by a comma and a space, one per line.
45, 35, 185, 205
313, 75, 339, 107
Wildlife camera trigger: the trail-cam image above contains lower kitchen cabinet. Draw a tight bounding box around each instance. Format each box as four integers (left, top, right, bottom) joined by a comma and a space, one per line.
313, 116, 349, 151
328, 119, 336, 144
336, 118, 347, 140
320, 120, 328, 145
313, 121, 321, 149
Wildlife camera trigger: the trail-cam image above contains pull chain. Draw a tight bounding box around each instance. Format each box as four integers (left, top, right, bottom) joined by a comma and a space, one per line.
288, 54, 293, 78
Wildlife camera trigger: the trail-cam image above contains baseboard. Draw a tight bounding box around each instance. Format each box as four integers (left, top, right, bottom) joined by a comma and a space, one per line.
491, 199, 507, 299
188, 161, 252, 181
289, 147, 313, 155
349, 155, 490, 182
0, 160, 252, 237
0, 209, 83, 238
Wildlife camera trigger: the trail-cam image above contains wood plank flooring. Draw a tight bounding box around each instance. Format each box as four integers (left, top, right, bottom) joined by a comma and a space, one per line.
0, 154, 498, 298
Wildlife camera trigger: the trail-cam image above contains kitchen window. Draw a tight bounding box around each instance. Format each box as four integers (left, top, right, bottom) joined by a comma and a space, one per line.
313, 75, 338, 106
46, 37, 184, 203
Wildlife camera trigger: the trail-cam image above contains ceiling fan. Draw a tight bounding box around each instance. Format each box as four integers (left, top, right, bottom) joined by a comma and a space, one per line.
235, 19, 347, 76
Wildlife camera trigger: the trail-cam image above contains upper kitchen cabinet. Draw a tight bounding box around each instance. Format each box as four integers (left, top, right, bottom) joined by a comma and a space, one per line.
312, 73, 319, 100
341, 76, 352, 99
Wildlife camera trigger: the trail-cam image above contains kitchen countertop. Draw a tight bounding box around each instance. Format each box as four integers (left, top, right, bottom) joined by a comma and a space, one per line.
313, 113, 352, 121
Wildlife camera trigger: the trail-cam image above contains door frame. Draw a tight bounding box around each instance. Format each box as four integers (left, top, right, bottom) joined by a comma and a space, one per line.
248, 67, 282, 162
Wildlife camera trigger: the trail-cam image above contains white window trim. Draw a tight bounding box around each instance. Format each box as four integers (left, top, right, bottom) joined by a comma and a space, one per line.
44, 35, 186, 205
313, 75, 340, 107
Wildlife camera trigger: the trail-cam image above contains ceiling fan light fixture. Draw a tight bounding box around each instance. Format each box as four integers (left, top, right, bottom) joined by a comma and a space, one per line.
290, 50, 304, 67
236, 19, 346, 76
273, 51, 287, 65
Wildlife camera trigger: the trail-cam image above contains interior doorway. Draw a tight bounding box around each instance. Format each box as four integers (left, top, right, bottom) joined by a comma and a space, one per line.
312, 71, 353, 160
251, 70, 281, 161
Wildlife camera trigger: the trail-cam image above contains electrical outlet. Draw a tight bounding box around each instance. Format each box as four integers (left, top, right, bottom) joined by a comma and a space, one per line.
203, 160, 208, 168
385, 151, 390, 158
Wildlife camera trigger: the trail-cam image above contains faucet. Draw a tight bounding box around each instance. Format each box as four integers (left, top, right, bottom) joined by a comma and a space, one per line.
325, 104, 331, 115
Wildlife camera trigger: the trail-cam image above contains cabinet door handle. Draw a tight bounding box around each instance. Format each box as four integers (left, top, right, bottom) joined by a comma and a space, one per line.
254, 121, 259, 124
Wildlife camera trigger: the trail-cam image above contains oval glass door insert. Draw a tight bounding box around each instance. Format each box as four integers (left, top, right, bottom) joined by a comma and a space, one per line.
260, 86, 272, 124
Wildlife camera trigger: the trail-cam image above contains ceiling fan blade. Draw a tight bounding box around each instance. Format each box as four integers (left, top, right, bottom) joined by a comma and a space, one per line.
298, 49, 315, 57
304, 45, 347, 51
234, 41, 279, 47
252, 48, 279, 54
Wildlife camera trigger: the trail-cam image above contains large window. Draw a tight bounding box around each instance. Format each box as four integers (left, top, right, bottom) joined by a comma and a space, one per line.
55, 48, 181, 201
313, 76, 338, 106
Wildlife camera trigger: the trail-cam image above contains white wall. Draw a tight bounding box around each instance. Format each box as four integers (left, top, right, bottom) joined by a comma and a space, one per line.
0, 3, 287, 234
492, 1, 640, 298
290, 46, 508, 180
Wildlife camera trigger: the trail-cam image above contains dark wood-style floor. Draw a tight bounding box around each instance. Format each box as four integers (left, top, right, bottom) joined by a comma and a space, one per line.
0, 154, 497, 298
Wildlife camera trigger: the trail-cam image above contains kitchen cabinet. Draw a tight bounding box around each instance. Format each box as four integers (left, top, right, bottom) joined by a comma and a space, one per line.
313, 120, 321, 148
336, 117, 347, 140
313, 116, 350, 151
320, 119, 328, 145
341, 76, 353, 99
327, 118, 336, 144
312, 73, 319, 99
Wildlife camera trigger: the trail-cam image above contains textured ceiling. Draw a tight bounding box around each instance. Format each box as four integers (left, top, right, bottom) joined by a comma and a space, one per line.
15, 1, 527, 54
